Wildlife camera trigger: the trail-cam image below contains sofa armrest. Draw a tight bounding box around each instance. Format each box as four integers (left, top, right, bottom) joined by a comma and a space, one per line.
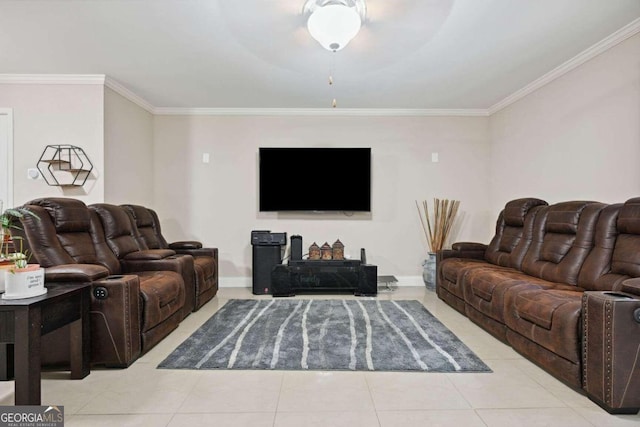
90, 274, 142, 366
451, 242, 488, 252
437, 242, 486, 263
621, 278, 640, 296
45, 264, 110, 282
582, 290, 640, 413
123, 249, 176, 261
169, 241, 202, 250
172, 247, 217, 259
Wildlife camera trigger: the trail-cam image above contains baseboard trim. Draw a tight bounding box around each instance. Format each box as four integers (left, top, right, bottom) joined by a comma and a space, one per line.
393, 275, 426, 287
219, 277, 252, 288
219, 275, 425, 288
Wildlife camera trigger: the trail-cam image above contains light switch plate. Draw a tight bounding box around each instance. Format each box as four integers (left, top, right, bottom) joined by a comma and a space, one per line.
202, 153, 210, 163
27, 168, 40, 179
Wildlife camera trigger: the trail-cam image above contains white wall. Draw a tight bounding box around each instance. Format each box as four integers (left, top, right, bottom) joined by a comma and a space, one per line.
104, 87, 154, 205
0, 83, 104, 206
489, 33, 640, 215
0, 110, 12, 208
3, 30, 635, 283
153, 115, 492, 280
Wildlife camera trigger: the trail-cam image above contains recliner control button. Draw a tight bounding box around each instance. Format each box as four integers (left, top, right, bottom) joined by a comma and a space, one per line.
93, 286, 108, 300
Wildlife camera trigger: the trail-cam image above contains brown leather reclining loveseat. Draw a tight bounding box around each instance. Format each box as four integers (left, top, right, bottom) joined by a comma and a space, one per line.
122, 204, 218, 310
12, 198, 209, 367
437, 197, 640, 414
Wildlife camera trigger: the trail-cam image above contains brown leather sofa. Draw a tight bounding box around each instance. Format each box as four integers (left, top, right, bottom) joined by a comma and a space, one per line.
13, 198, 187, 367
122, 204, 218, 310
89, 203, 196, 318
437, 197, 640, 414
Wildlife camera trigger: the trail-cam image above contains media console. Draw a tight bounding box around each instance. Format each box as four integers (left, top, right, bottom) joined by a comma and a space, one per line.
271, 260, 377, 297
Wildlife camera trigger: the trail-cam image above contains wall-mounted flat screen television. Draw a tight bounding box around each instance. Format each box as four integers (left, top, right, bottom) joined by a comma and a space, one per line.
259, 147, 371, 212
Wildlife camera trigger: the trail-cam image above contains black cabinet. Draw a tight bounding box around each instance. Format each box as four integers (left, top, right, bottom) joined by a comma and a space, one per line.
272, 260, 377, 297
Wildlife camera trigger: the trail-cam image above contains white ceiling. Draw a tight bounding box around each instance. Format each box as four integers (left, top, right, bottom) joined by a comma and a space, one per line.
1, 0, 639, 110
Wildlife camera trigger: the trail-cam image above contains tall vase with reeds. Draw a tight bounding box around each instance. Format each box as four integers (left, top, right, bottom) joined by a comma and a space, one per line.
416, 198, 460, 288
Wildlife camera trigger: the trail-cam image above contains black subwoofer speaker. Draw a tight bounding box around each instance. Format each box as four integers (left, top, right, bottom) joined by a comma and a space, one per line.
251, 230, 286, 295
290, 235, 303, 261
252, 246, 282, 295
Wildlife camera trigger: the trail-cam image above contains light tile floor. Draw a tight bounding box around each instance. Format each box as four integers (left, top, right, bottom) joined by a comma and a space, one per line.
1, 286, 638, 427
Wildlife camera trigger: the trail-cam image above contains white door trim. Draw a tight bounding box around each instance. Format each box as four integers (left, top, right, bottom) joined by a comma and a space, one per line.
0, 108, 14, 208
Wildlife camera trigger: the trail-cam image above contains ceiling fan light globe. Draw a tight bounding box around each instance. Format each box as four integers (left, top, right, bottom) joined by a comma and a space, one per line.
307, 4, 362, 51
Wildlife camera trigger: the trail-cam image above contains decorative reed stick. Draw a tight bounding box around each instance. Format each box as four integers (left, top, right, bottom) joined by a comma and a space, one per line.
416, 198, 460, 253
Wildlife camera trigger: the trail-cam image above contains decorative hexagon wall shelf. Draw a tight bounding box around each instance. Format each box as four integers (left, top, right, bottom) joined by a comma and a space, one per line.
36, 145, 93, 187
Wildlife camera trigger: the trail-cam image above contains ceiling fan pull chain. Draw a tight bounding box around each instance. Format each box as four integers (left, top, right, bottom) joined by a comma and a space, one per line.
331, 51, 337, 108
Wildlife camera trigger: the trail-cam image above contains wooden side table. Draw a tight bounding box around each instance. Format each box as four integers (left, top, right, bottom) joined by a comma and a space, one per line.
0, 283, 91, 405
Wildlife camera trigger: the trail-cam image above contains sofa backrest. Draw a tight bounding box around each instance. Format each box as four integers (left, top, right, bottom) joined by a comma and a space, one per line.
13, 198, 121, 274
578, 197, 640, 291
485, 198, 548, 269
522, 201, 606, 285
88, 209, 124, 274
13, 198, 87, 267
90, 204, 149, 259
576, 203, 621, 291
121, 204, 168, 250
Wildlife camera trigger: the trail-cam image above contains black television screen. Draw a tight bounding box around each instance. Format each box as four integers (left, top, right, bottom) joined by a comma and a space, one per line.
259, 147, 371, 212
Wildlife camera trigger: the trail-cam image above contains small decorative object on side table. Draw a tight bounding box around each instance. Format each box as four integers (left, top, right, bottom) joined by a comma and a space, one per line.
1, 236, 45, 298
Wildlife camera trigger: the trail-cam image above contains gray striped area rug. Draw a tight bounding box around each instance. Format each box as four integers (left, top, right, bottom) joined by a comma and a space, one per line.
158, 299, 491, 372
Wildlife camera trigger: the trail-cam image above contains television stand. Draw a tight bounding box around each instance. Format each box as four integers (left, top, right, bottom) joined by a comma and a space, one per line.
271, 260, 377, 297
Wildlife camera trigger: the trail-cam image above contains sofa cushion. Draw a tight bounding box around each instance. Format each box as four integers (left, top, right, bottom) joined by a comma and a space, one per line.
503, 198, 547, 227
577, 204, 621, 291
90, 204, 143, 258
439, 258, 488, 300
522, 202, 605, 285
441, 258, 486, 284
617, 197, 640, 234
580, 199, 640, 291
505, 288, 584, 363
20, 199, 108, 268
137, 270, 185, 332
485, 198, 547, 269
32, 197, 92, 233
513, 292, 568, 330
610, 235, 640, 277
122, 204, 166, 249
462, 266, 557, 324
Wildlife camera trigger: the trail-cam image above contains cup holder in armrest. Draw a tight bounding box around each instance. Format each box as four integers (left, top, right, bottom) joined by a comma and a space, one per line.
106, 275, 124, 280
602, 292, 633, 299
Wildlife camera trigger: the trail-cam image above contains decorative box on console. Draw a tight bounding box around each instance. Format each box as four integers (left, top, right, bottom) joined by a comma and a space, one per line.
320, 242, 332, 260
332, 239, 344, 260
309, 243, 321, 260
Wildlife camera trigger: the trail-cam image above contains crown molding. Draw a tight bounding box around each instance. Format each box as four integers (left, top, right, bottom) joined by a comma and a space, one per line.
152, 107, 490, 117
0, 74, 106, 85
2, 17, 637, 118
104, 77, 155, 113
488, 17, 640, 115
